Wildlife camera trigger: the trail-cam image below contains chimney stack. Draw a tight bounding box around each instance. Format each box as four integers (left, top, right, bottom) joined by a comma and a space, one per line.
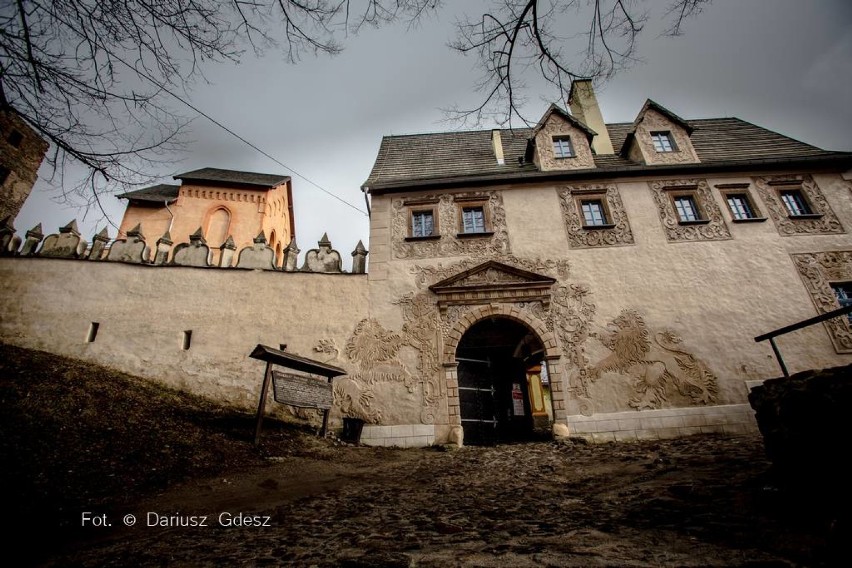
491, 129, 505, 165
568, 80, 614, 155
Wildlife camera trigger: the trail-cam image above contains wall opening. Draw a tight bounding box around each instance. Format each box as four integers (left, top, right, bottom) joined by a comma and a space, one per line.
182, 330, 193, 350
456, 317, 551, 446
86, 322, 100, 343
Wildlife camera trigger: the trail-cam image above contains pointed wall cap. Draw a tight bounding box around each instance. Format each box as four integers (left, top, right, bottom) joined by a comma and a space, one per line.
189, 227, 206, 244
126, 223, 143, 238
285, 238, 300, 252
59, 219, 80, 234
0, 216, 14, 231
221, 235, 237, 250
26, 223, 44, 238
253, 230, 267, 244
318, 232, 331, 247
352, 240, 368, 255
93, 227, 110, 242
157, 230, 173, 245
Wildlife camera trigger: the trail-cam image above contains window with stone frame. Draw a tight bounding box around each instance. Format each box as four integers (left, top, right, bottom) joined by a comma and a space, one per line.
552, 135, 576, 159
672, 193, 703, 223
831, 282, 852, 324
754, 175, 844, 236
456, 197, 492, 237
391, 191, 509, 259
650, 179, 731, 242
651, 131, 677, 153
716, 184, 766, 223
792, 251, 852, 353
558, 184, 634, 248
779, 189, 815, 217
410, 209, 436, 238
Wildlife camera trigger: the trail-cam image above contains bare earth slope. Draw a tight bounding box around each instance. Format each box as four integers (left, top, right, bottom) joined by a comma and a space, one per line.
0, 344, 842, 567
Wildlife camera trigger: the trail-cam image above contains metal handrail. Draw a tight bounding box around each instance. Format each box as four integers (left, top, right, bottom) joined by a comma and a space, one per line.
754, 304, 852, 377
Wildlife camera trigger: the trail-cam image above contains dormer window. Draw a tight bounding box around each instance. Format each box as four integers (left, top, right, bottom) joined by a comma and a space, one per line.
552, 135, 576, 158
651, 131, 676, 153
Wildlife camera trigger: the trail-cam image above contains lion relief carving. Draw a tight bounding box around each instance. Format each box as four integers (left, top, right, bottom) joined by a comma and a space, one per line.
587, 309, 718, 410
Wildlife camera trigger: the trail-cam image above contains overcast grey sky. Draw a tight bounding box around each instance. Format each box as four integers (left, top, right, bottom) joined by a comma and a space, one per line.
15, 0, 852, 270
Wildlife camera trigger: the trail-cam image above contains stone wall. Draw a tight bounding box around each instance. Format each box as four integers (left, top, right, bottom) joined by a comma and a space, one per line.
0, 257, 369, 419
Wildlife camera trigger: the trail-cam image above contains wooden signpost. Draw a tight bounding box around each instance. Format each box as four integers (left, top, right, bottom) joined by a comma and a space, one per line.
249, 344, 347, 446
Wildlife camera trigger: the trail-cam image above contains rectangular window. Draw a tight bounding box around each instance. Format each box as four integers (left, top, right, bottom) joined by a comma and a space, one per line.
0, 166, 9, 185
552, 136, 575, 159
674, 195, 701, 222
462, 206, 486, 233
182, 330, 193, 350
780, 189, 812, 216
411, 210, 434, 237
7, 130, 22, 148
726, 194, 756, 220
581, 199, 608, 226
651, 131, 676, 153
831, 283, 852, 324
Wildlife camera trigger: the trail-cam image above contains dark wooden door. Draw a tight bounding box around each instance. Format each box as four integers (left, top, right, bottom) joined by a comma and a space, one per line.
457, 357, 497, 446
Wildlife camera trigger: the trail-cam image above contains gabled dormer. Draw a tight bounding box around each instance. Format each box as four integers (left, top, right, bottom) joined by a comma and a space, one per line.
525, 104, 596, 171
621, 99, 700, 165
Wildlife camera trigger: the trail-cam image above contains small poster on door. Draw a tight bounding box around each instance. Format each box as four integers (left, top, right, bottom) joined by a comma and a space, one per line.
511, 383, 525, 416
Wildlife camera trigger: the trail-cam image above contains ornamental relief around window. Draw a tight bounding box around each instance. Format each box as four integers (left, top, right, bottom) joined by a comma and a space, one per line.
650, 178, 732, 242
791, 251, 852, 353
558, 184, 635, 248
391, 191, 510, 259
754, 175, 844, 236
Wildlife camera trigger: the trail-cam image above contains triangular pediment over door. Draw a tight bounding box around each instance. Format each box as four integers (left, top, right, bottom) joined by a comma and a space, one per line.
428, 260, 556, 312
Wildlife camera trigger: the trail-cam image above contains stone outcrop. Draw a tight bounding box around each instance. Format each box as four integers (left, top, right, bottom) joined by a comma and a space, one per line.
748, 364, 852, 486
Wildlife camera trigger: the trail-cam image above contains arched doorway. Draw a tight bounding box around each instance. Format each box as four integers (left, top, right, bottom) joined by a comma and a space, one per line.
456, 317, 553, 446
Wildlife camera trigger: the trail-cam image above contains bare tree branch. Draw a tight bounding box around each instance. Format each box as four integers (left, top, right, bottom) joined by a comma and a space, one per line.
445, 0, 709, 128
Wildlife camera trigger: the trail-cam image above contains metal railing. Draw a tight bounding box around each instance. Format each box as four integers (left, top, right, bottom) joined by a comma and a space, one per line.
754, 304, 852, 377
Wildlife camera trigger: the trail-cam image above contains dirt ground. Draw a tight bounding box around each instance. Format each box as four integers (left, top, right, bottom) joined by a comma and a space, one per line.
35, 434, 845, 568
0, 344, 844, 567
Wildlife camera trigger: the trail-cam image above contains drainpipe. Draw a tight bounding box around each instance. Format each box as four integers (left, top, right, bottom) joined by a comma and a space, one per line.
164, 200, 174, 233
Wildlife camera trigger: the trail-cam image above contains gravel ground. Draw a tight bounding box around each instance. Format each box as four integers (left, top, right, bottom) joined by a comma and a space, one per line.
42, 434, 842, 568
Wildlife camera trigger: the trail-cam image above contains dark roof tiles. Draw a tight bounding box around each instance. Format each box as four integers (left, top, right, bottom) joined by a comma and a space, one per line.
364, 117, 846, 189
116, 184, 180, 202
174, 167, 289, 188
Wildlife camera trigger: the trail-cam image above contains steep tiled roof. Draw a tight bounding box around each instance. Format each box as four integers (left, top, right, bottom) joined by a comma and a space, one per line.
364, 117, 849, 191
116, 184, 180, 203
174, 168, 289, 188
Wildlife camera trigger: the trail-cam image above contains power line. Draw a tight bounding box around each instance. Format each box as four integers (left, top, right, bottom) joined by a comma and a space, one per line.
115, 57, 369, 216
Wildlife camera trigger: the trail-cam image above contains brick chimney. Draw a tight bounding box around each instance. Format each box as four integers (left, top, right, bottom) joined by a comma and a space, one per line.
568, 80, 614, 155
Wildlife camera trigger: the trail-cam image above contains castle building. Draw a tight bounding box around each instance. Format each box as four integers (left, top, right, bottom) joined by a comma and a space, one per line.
3, 81, 852, 448
0, 109, 49, 226
351, 79, 852, 446
117, 168, 295, 266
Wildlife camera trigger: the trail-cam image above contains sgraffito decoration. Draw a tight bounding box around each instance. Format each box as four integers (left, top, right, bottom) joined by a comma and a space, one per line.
585, 309, 719, 410
558, 184, 635, 248
791, 251, 852, 353
650, 179, 731, 242
325, 253, 720, 427
391, 190, 510, 259
754, 175, 844, 236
